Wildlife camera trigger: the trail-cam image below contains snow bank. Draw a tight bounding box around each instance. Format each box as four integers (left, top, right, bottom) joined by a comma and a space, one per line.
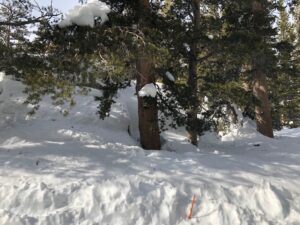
138, 83, 157, 98
0, 77, 300, 225
58, 0, 110, 28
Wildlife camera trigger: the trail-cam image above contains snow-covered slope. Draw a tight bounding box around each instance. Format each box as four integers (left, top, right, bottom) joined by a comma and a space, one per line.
0, 77, 300, 225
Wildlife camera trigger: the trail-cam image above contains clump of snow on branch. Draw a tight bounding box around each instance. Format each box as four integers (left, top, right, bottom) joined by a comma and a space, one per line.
138, 83, 157, 98
0, 72, 5, 82
58, 0, 110, 28
208, 34, 214, 40
0, 72, 5, 94
165, 71, 175, 82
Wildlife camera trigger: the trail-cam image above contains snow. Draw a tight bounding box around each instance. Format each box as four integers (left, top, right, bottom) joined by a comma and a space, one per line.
58, 0, 110, 28
165, 71, 175, 82
0, 76, 300, 225
183, 43, 190, 52
0, 71, 5, 82
138, 83, 157, 98
0, 71, 5, 94
238, 16, 243, 23
208, 34, 214, 40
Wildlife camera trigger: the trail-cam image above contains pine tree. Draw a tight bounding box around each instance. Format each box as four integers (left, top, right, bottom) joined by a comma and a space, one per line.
0, 0, 58, 75
270, 0, 299, 128
0, 0, 31, 72
163, 0, 228, 145
135, 0, 161, 149
293, 1, 300, 43
278, 0, 294, 42
222, 0, 277, 138
28, 1, 167, 150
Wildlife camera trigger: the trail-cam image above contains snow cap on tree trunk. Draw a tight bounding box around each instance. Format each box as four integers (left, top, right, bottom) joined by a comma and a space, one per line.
138, 83, 157, 98
58, 0, 110, 28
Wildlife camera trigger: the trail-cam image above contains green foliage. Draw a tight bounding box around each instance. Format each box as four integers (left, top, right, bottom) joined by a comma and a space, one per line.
268, 0, 300, 129
1, 0, 299, 135
95, 79, 130, 119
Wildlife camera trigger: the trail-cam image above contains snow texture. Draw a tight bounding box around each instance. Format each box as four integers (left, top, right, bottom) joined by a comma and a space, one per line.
165, 71, 175, 82
138, 83, 157, 98
58, 0, 110, 28
0, 77, 300, 225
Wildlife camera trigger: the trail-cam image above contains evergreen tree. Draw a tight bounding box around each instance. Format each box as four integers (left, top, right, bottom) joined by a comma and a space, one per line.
278, 0, 295, 42
3, 0, 299, 150
0, 0, 58, 75
134, 0, 161, 149
222, 0, 277, 138
163, 0, 228, 145
270, 0, 299, 128
27, 0, 171, 150
0, 0, 31, 73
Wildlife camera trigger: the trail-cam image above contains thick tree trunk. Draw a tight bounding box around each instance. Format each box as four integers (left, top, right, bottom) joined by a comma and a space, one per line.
251, 0, 274, 138
253, 69, 274, 138
187, 43, 199, 146
136, 0, 161, 150
186, 0, 201, 146
136, 58, 161, 149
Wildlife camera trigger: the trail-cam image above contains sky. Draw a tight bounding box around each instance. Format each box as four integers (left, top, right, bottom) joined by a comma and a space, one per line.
27, 0, 78, 40
36, 0, 78, 13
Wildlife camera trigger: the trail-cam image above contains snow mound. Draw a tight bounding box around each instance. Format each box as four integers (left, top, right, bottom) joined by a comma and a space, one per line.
0, 77, 300, 225
58, 0, 110, 28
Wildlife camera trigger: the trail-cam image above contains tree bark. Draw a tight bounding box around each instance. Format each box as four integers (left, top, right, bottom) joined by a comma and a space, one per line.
136, 0, 161, 150
251, 0, 274, 138
253, 69, 274, 138
136, 58, 161, 149
186, 0, 201, 146
187, 43, 199, 146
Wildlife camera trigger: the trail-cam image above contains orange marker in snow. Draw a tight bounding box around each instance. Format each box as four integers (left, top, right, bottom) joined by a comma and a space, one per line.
187, 194, 196, 220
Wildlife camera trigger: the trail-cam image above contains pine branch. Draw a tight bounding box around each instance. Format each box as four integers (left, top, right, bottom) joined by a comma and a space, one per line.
0, 14, 60, 27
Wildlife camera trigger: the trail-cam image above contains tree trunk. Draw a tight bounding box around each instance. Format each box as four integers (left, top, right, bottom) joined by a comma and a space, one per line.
136, 0, 161, 150
136, 58, 161, 149
186, 0, 201, 146
253, 69, 274, 138
251, 0, 274, 138
187, 43, 199, 146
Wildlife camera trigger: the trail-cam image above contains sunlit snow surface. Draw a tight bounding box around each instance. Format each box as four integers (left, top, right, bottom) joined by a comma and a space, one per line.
0, 77, 300, 225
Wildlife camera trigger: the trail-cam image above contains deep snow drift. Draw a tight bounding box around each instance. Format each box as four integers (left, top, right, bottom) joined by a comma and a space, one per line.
0, 76, 300, 225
